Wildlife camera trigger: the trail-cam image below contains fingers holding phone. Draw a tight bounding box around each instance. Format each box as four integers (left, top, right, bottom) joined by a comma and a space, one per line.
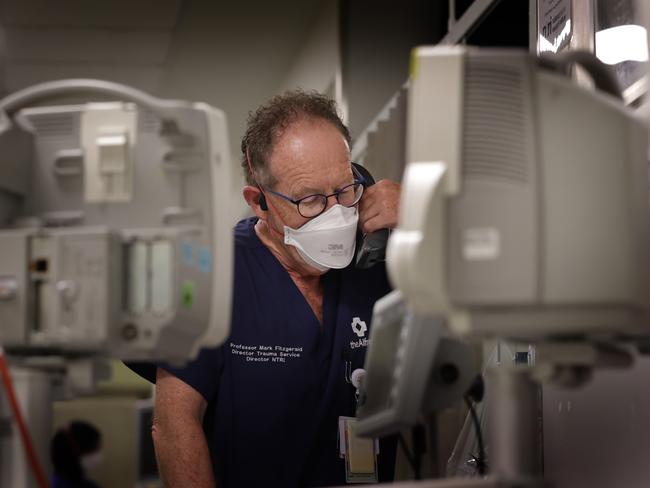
358, 179, 401, 234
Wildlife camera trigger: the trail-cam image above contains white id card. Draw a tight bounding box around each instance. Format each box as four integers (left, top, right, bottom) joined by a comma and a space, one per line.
338, 416, 378, 483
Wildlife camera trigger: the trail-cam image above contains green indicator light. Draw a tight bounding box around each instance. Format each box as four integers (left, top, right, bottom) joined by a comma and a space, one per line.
181, 281, 195, 308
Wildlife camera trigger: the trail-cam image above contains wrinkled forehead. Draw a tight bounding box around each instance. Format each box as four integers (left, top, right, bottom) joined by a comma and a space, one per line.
268, 117, 352, 191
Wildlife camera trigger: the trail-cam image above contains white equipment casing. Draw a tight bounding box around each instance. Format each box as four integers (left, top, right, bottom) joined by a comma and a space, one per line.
0, 81, 234, 362
389, 46, 650, 340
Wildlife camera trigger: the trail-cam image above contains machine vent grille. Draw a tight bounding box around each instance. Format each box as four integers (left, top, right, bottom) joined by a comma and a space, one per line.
463, 57, 529, 183
138, 109, 161, 134
28, 113, 78, 138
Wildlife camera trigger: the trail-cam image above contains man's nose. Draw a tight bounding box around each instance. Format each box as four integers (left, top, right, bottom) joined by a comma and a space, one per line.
324, 193, 338, 212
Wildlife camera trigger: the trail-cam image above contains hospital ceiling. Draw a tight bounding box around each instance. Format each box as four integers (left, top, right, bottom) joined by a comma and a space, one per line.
0, 0, 325, 98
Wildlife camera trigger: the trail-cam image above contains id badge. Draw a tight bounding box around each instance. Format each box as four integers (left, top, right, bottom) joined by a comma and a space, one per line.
338, 416, 378, 483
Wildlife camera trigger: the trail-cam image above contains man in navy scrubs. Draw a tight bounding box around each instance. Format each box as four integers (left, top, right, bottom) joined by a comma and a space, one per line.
149, 91, 401, 487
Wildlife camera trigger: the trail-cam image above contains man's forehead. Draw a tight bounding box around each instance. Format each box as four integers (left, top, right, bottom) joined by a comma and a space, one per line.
269, 118, 351, 182
281, 158, 352, 195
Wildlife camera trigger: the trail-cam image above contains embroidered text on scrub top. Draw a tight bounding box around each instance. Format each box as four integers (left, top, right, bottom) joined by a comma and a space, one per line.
229, 342, 303, 363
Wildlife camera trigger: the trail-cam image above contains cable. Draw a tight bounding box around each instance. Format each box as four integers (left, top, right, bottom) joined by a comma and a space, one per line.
412, 425, 426, 480
398, 433, 418, 479
463, 374, 487, 475
0, 349, 49, 488
464, 394, 487, 476
398, 425, 426, 480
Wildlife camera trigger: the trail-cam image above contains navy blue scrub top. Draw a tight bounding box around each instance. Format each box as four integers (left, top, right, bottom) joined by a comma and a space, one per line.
131, 217, 397, 487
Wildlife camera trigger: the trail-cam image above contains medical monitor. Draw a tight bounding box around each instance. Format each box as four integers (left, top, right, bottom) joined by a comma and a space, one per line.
356, 46, 650, 437
0, 80, 234, 362
389, 46, 650, 340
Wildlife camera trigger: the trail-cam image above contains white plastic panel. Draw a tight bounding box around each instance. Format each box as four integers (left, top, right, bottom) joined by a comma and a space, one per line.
128, 241, 148, 315
150, 240, 172, 315
80, 103, 136, 203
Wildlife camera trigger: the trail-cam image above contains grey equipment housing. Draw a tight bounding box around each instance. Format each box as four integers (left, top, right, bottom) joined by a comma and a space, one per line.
355, 291, 477, 438
389, 47, 650, 340
0, 79, 234, 363
356, 46, 650, 438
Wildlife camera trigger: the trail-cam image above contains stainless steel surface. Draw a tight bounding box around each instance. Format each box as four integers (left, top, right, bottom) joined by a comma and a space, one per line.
487, 368, 542, 480
543, 353, 650, 488
569, 0, 596, 89
570, 0, 595, 52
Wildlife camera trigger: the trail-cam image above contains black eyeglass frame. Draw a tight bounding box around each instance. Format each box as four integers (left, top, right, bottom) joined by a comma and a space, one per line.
261, 164, 367, 219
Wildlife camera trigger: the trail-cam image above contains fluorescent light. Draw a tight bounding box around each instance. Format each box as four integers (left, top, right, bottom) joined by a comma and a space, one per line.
596, 24, 649, 65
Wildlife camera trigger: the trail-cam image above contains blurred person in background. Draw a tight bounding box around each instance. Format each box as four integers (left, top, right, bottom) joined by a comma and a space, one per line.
51, 420, 103, 488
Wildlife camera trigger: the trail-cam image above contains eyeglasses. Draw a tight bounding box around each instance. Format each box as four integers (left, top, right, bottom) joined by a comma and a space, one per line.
263, 165, 366, 218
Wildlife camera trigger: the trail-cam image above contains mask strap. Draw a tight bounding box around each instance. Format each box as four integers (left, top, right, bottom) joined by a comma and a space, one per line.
245, 148, 287, 239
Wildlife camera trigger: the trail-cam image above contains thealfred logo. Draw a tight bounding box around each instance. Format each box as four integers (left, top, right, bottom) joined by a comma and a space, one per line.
350, 338, 369, 349
351, 317, 367, 338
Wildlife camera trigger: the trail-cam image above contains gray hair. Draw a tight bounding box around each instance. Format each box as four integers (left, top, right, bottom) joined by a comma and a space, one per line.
240, 89, 351, 188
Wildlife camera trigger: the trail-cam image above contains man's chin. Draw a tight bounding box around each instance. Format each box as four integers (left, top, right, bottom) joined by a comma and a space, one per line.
305, 265, 330, 276
288, 249, 330, 276
294, 257, 330, 277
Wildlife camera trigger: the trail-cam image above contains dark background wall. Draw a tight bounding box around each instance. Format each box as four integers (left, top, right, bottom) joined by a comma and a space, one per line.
339, 0, 529, 139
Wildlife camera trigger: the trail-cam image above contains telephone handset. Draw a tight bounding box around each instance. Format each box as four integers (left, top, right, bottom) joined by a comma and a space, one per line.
351, 163, 390, 269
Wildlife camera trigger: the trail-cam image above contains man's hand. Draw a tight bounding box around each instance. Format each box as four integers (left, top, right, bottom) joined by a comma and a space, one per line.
358, 179, 401, 233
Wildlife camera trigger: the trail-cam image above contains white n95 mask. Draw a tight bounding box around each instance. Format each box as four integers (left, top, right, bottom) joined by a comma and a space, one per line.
284, 204, 359, 271
80, 450, 103, 471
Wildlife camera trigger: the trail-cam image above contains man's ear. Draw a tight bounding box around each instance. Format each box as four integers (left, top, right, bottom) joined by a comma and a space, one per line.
243, 185, 268, 219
